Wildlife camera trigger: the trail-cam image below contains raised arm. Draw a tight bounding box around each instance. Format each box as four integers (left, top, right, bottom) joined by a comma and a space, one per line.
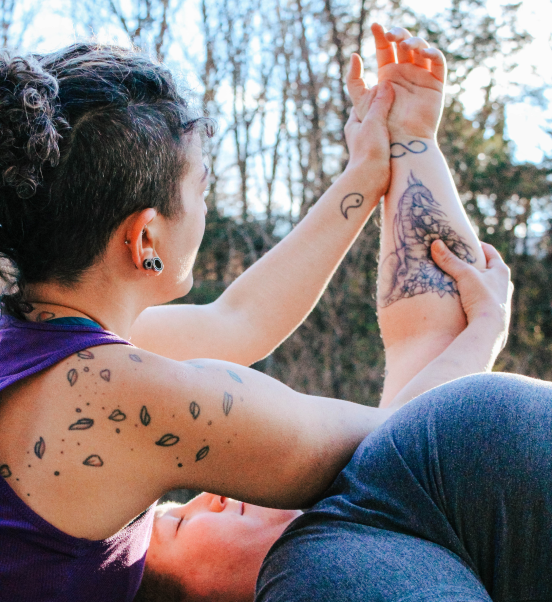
348, 25, 486, 406
130, 84, 395, 365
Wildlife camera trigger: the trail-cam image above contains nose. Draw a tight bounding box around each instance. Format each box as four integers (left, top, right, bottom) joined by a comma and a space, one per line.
208, 495, 227, 513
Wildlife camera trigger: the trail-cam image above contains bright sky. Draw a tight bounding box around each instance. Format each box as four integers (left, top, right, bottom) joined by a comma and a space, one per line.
20, 0, 552, 166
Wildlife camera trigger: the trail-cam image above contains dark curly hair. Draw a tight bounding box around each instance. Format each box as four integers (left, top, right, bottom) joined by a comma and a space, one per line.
0, 43, 213, 318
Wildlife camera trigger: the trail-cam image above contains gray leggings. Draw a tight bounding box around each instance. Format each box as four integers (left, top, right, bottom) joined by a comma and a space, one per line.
256, 373, 552, 602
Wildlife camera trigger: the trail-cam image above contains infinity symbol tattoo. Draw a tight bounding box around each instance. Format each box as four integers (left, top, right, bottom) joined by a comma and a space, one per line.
390, 140, 428, 158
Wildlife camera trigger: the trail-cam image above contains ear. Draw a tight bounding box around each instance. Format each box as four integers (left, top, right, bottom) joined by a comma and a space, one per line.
124, 208, 160, 274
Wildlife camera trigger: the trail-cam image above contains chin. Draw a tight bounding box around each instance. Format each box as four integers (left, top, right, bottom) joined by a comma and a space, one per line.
246, 505, 303, 526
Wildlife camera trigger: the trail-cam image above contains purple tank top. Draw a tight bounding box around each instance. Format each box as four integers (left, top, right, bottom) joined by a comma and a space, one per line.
0, 315, 156, 601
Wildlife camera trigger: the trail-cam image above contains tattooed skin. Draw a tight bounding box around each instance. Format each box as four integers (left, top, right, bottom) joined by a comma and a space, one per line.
227, 370, 242, 384
156, 434, 180, 447
83, 455, 103, 467
189, 401, 200, 420
223, 392, 233, 416
390, 140, 428, 159
67, 369, 78, 386
0, 464, 11, 477
379, 172, 476, 307
77, 350, 94, 360
340, 193, 364, 219
34, 437, 46, 459
195, 446, 209, 462
140, 406, 151, 426
108, 409, 126, 422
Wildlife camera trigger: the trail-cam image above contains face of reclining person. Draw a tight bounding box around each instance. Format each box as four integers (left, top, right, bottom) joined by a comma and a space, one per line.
147, 493, 302, 601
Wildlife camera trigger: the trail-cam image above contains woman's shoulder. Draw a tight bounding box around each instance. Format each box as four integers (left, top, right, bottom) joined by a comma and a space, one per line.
0, 342, 196, 540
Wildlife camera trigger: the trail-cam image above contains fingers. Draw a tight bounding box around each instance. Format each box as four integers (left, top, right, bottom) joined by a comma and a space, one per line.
346, 54, 369, 114
372, 23, 446, 81
385, 26, 413, 63
365, 80, 394, 123
419, 47, 446, 83
431, 239, 475, 280
400, 37, 430, 68
481, 242, 510, 274
371, 23, 396, 68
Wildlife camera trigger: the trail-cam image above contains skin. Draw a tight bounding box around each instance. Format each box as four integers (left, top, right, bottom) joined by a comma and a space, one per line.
148, 494, 301, 601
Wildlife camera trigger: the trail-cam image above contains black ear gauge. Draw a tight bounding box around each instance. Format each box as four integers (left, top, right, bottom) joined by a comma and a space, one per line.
152, 257, 164, 272
142, 257, 164, 272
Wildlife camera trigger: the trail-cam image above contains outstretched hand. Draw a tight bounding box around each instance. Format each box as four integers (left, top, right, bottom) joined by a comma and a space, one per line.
431, 240, 513, 349
347, 23, 446, 140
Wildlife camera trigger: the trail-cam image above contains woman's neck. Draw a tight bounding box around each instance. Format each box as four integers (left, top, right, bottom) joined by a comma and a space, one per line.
24, 280, 148, 340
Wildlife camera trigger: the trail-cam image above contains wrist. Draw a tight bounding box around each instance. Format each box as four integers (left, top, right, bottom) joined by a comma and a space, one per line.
341, 163, 388, 203
389, 136, 438, 156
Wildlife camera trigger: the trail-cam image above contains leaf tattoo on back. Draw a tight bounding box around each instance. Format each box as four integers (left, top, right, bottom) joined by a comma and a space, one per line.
379, 172, 476, 307
108, 410, 126, 422
129, 354, 142, 363
100, 369, 111, 382
34, 437, 45, 459
156, 434, 180, 447
223, 392, 233, 416
69, 418, 94, 430
227, 370, 243, 383
140, 406, 151, 426
83, 455, 103, 467
195, 446, 209, 462
189, 402, 200, 420
67, 369, 78, 387
77, 350, 95, 360
0, 464, 12, 478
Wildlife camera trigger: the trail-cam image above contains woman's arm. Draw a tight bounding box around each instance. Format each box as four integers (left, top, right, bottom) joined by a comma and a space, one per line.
348, 25, 486, 405
387, 240, 512, 409
130, 84, 395, 364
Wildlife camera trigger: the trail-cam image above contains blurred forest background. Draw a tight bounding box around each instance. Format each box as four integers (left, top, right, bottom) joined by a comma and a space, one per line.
3, 0, 551, 408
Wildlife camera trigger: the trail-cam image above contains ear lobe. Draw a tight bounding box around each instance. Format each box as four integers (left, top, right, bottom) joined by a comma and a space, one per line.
125, 208, 158, 271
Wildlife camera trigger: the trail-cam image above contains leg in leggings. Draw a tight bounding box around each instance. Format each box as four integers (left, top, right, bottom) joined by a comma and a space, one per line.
256, 373, 552, 602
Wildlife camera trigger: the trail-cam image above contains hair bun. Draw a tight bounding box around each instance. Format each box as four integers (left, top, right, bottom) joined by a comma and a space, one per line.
0, 54, 68, 199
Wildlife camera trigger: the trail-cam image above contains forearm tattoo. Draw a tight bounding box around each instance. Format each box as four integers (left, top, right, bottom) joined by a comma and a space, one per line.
340, 193, 364, 219
390, 140, 428, 158
379, 172, 476, 307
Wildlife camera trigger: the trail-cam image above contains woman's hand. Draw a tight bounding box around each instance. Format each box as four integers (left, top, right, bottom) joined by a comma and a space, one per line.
343, 78, 395, 199
347, 23, 445, 141
431, 239, 513, 349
